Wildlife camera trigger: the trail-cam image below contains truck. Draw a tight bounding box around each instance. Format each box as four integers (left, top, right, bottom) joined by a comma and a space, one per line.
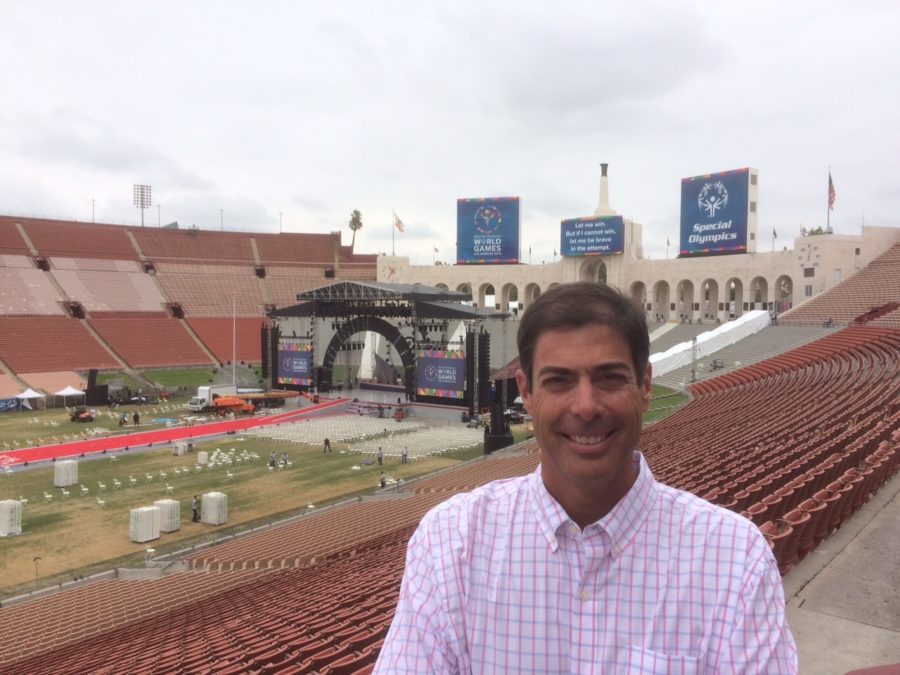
188, 385, 238, 412
187, 385, 299, 412
211, 396, 256, 416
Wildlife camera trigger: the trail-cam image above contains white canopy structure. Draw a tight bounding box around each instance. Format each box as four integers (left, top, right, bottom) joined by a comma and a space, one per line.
15, 388, 46, 410
54, 385, 85, 406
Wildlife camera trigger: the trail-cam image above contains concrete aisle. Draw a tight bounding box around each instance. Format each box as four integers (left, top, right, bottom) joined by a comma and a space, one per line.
784, 471, 900, 675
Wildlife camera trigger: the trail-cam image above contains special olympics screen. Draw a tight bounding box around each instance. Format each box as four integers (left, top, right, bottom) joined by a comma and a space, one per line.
456, 197, 520, 264
277, 338, 313, 386
679, 168, 750, 257
560, 215, 625, 256
416, 349, 465, 399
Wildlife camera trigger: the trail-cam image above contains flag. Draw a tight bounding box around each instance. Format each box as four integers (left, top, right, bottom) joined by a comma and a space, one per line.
393, 211, 405, 232
666, 237, 670, 247
433, 246, 439, 253
773, 228, 777, 239
828, 172, 836, 210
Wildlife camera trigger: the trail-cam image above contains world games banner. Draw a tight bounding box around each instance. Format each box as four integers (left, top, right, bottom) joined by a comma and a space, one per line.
416, 349, 466, 399
560, 215, 625, 256
456, 197, 520, 264
277, 339, 313, 386
679, 168, 750, 257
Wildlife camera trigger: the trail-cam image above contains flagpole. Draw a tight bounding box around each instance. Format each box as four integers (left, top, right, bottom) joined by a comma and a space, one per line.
826, 166, 831, 233
391, 211, 395, 256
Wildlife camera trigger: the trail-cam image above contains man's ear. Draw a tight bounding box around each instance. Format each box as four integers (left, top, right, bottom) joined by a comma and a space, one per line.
515, 368, 532, 413
640, 363, 652, 412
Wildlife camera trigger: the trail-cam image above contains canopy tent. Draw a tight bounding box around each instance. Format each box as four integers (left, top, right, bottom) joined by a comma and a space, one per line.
15, 388, 46, 410
54, 385, 85, 406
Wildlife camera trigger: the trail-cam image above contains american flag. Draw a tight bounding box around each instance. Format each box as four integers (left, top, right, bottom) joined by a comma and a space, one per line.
828, 172, 836, 211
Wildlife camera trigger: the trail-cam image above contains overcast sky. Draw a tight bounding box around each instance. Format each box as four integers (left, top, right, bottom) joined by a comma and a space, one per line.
2, 1, 898, 263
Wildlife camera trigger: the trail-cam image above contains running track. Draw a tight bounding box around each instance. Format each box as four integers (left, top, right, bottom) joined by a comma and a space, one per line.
0, 399, 348, 468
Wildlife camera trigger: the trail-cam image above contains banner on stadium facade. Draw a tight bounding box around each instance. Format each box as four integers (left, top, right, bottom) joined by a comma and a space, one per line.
679, 168, 750, 257
277, 339, 314, 386
416, 349, 466, 399
456, 197, 520, 264
560, 215, 625, 256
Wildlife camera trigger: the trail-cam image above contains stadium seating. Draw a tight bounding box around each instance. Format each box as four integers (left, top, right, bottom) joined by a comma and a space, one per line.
781, 242, 900, 327
88, 315, 215, 368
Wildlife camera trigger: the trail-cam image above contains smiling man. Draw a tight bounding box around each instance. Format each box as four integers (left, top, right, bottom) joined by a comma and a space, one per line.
376, 282, 797, 674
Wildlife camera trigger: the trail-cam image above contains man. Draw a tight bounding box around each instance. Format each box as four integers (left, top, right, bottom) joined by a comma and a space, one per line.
191, 495, 200, 523
376, 282, 796, 673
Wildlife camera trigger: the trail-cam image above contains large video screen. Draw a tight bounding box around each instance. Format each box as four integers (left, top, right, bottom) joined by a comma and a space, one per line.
277, 338, 313, 386
416, 349, 466, 399
456, 197, 520, 264
560, 215, 625, 256
679, 168, 750, 257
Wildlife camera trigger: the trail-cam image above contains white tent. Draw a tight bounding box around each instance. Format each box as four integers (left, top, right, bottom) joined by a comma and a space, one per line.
15, 388, 46, 410
54, 385, 85, 406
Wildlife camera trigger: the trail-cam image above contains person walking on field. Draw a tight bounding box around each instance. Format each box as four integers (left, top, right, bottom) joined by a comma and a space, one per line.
323, 438, 332, 453
191, 495, 200, 523
401, 446, 408, 464
377, 447, 383, 466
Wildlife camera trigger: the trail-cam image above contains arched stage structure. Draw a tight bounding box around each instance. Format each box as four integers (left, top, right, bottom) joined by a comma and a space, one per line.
268, 281, 506, 406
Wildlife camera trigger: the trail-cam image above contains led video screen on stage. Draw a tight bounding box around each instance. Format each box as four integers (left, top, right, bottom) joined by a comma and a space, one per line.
560, 215, 625, 256
416, 349, 466, 399
457, 197, 520, 264
277, 339, 313, 386
679, 168, 750, 257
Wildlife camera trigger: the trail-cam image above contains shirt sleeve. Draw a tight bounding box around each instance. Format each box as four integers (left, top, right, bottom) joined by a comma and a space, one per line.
712, 529, 798, 674
374, 514, 461, 674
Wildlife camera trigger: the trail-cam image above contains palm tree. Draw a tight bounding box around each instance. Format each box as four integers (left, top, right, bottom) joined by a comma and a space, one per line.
349, 210, 363, 249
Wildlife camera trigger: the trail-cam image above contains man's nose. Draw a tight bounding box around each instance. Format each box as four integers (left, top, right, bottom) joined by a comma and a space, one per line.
570, 379, 601, 419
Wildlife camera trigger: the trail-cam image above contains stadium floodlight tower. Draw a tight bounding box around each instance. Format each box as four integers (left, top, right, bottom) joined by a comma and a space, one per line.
133, 184, 152, 227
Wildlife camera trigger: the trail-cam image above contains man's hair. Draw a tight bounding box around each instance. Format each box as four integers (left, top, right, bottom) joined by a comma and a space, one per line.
516, 282, 650, 389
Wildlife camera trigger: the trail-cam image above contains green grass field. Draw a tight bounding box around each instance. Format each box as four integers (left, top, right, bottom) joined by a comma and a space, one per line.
0, 374, 688, 601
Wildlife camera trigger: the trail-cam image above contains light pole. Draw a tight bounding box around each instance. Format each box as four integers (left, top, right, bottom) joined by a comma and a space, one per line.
220, 209, 224, 231
133, 185, 151, 227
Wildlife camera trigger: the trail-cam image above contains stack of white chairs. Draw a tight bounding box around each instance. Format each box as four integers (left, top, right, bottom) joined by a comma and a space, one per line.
129, 506, 161, 543
54, 460, 78, 487
0, 499, 22, 536
153, 499, 180, 532
201, 492, 227, 525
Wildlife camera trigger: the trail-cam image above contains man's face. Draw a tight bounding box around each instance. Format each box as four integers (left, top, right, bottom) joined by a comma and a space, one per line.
516, 324, 651, 514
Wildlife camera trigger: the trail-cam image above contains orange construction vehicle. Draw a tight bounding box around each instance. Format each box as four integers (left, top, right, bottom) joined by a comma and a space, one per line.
211, 396, 255, 416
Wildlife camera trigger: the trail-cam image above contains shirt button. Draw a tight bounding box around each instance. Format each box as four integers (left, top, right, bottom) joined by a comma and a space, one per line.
569, 525, 579, 535
579, 590, 590, 602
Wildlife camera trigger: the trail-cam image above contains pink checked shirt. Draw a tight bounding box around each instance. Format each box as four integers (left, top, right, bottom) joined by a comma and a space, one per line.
376, 453, 797, 674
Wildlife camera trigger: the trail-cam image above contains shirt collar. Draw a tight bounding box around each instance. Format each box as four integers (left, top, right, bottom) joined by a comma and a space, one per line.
528, 452, 658, 556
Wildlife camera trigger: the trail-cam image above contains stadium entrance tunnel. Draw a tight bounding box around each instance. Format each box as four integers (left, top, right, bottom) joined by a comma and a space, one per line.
320, 316, 415, 398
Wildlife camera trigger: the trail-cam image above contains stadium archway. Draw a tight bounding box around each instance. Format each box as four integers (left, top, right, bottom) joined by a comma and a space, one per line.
630, 281, 647, 316
478, 283, 496, 310
653, 281, 671, 323
751, 276, 768, 310
676, 280, 695, 322
523, 283, 541, 310
702, 279, 720, 322
500, 282, 518, 314
775, 275, 793, 314
579, 258, 607, 283
321, 316, 415, 398
727, 278, 745, 318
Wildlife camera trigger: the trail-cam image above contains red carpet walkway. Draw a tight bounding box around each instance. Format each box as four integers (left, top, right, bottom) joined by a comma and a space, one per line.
0, 399, 347, 468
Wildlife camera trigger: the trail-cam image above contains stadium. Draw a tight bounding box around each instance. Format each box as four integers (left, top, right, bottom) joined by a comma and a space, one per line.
0, 166, 898, 674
